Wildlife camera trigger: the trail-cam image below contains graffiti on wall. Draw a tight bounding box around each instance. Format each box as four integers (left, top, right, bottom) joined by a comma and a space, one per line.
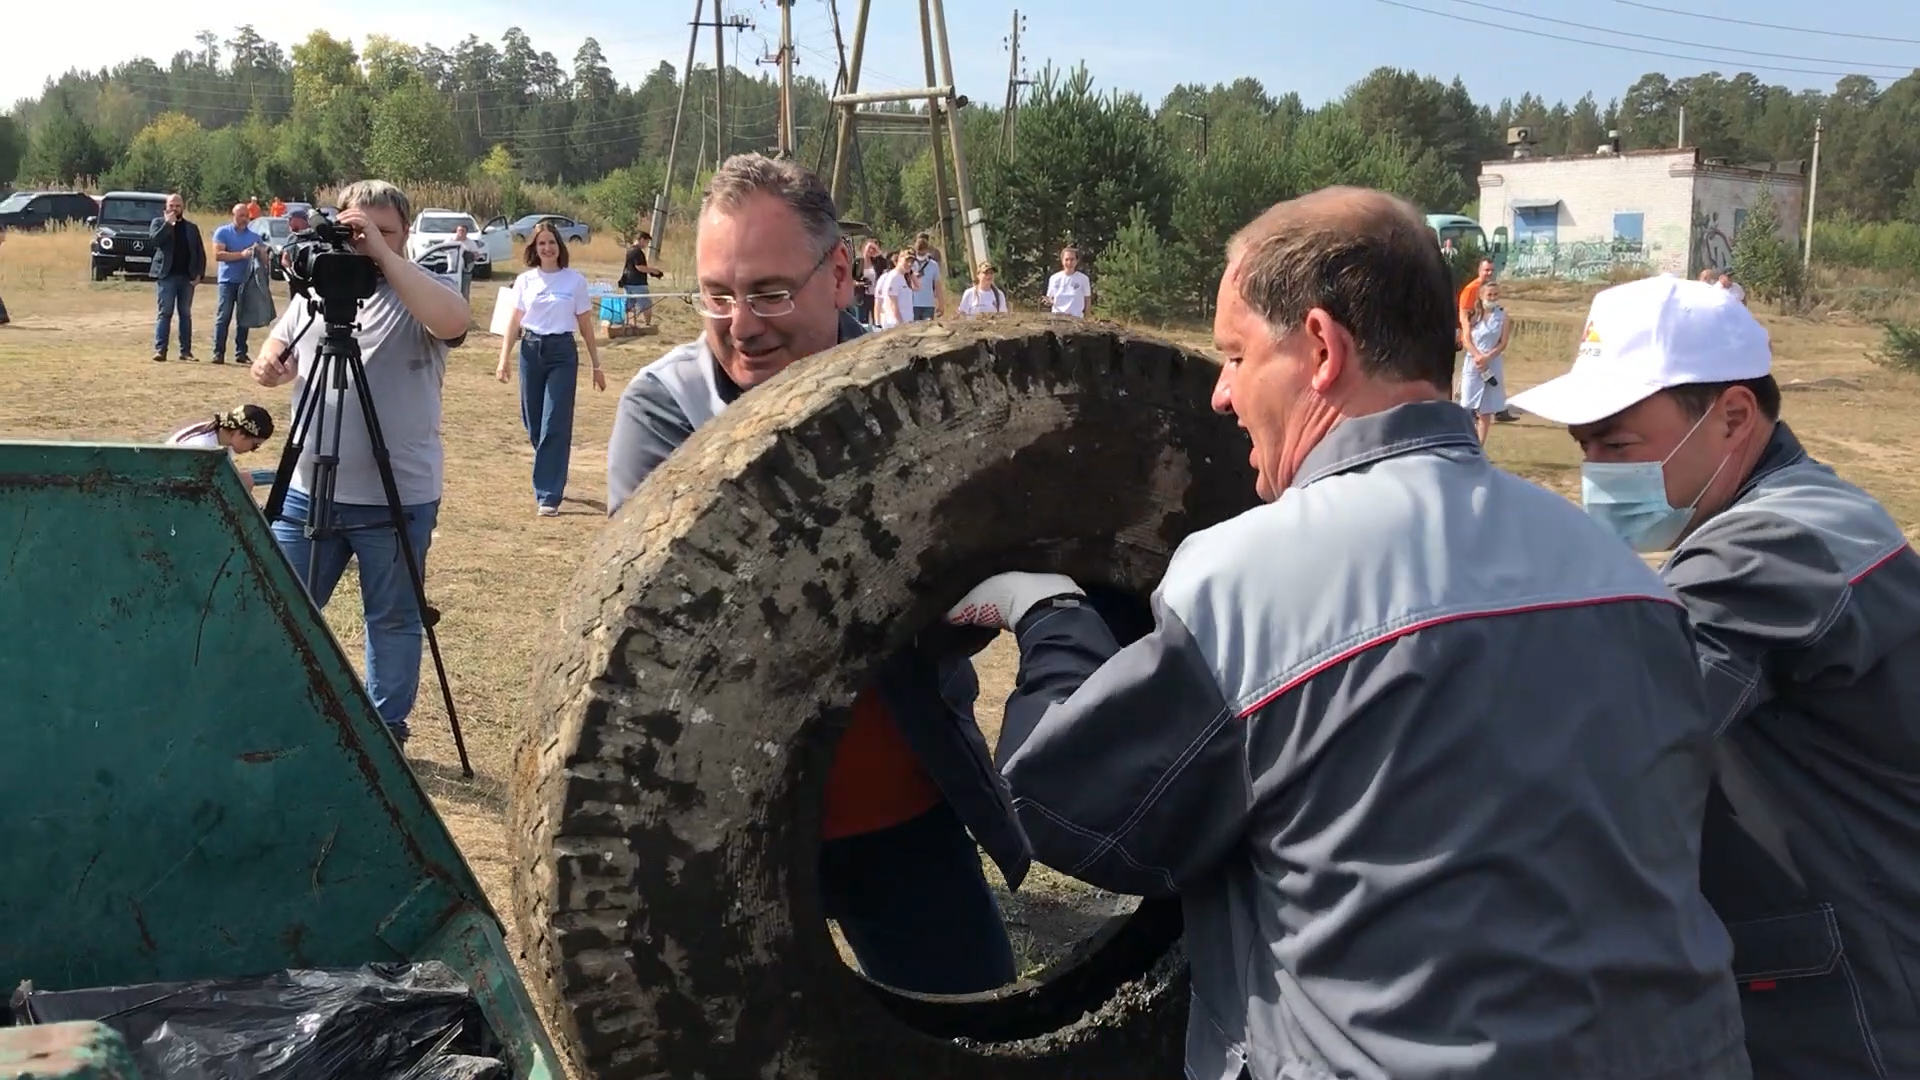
1499, 238, 1658, 281
1692, 209, 1734, 276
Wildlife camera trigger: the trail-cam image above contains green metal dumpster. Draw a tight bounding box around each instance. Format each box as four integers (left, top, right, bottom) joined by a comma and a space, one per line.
0, 441, 562, 1080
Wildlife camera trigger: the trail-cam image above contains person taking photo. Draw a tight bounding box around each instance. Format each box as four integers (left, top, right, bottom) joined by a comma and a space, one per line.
249, 180, 471, 748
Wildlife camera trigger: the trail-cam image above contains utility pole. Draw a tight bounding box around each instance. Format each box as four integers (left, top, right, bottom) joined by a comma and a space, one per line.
652, 1, 751, 264
1803, 116, 1823, 271
772, 0, 797, 156
713, 2, 728, 161
1002, 9, 1031, 159
649, 0, 706, 265
829, 0, 992, 272
918, 0, 955, 259
829, 0, 875, 207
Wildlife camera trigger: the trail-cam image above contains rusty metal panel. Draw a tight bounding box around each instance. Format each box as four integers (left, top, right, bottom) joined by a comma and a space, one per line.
0, 442, 558, 1080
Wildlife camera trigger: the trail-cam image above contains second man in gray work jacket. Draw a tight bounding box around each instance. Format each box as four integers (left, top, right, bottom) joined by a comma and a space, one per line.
1511, 274, 1920, 1078
943, 189, 1750, 1080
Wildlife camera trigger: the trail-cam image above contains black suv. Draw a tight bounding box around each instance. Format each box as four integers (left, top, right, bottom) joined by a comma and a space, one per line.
0, 190, 97, 231
88, 191, 170, 281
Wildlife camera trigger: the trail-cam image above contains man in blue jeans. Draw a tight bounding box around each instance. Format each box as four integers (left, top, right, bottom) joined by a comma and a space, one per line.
251, 179, 471, 745
211, 202, 263, 365
148, 192, 206, 362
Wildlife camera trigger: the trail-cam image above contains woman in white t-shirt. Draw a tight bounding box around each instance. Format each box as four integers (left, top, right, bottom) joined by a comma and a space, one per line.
958, 262, 1009, 317
1045, 245, 1093, 318
165, 404, 275, 489
495, 222, 607, 517
875, 249, 918, 329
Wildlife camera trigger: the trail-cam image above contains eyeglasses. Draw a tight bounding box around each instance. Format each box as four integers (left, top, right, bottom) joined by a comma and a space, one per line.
696, 241, 839, 320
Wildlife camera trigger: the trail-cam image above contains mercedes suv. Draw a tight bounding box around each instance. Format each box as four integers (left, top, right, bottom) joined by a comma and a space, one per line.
89, 191, 170, 280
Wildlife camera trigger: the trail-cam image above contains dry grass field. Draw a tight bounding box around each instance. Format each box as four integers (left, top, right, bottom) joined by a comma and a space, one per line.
5, 213, 1919, 1009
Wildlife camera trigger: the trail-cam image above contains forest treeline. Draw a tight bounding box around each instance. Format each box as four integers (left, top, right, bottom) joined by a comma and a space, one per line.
5, 25, 1919, 316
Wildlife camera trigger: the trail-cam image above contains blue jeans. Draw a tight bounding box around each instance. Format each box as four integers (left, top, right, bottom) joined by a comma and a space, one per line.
519, 333, 579, 509
154, 276, 195, 355
213, 279, 250, 360
819, 801, 1018, 994
270, 487, 440, 740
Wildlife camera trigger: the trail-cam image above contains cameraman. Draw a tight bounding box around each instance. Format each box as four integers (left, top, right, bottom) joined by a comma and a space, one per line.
250, 180, 471, 746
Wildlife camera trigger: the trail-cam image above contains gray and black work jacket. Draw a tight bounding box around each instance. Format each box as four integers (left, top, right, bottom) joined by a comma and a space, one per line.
996, 401, 1750, 1080
1666, 422, 1920, 1079
604, 315, 1033, 888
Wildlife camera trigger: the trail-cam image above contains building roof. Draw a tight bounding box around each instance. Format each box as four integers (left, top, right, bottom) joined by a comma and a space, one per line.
1479, 146, 1806, 184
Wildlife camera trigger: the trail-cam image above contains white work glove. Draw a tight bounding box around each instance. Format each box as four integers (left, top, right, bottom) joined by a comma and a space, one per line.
944, 572, 1085, 631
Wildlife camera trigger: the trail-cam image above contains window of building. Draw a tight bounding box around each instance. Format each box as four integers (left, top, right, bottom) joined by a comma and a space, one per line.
1514, 206, 1558, 243
1613, 212, 1645, 243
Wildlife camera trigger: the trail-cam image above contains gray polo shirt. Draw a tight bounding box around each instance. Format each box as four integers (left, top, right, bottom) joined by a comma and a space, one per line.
267, 278, 464, 507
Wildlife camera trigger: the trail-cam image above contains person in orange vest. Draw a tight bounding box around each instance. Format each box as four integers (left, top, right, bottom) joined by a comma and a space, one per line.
269, 197, 285, 217
246, 197, 261, 221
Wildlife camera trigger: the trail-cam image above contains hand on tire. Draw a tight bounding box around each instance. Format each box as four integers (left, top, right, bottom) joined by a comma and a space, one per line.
944, 572, 1084, 631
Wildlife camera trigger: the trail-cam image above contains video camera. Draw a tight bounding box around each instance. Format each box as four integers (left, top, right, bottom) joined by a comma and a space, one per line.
283, 207, 380, 313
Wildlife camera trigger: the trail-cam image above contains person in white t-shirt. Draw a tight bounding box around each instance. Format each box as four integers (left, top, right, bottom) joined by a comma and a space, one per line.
1045, 246, 1093, 318
495, 221, 607, 516
165, 403, 275, 489
958, 262, 1009, 316
875, 248, 918, 329
1717, 268, 1747, 305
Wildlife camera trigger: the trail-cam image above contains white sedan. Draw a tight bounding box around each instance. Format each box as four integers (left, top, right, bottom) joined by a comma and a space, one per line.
405, 209, 514, 279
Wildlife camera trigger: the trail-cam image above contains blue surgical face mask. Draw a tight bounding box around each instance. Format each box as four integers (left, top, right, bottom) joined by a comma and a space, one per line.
1580, 410, 1731, 553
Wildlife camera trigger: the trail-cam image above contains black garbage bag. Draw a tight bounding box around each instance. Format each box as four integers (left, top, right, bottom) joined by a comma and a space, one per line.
10, 961, 501, 1080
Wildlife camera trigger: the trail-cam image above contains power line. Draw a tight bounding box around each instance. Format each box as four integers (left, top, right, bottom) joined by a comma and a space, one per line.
1372, 0, 1877, 79
1610, 0, 1920, 47
1436, 0, 1916, 74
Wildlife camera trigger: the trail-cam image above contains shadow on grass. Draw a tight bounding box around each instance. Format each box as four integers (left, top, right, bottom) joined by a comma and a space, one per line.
411, 755, 508, 814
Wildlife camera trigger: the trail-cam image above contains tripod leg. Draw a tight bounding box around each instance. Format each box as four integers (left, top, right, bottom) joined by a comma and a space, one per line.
346, 349, 474, 779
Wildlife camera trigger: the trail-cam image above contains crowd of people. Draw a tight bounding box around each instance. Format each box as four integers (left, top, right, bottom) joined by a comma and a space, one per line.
125, 150, 1916, 1080
851, 229, 1095, 329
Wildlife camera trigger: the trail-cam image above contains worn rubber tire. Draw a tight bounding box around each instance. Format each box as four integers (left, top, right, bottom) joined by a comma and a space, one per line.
510, 315, 1261, 1080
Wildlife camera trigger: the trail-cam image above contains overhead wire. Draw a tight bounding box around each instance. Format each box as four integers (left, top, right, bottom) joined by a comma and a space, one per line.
1609, 0, 1920, 47
1372, 0, 1887, 79
1436, 0, 1916, 74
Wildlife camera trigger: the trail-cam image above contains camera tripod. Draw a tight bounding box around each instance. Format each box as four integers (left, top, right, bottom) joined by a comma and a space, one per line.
262, 294, 473, 778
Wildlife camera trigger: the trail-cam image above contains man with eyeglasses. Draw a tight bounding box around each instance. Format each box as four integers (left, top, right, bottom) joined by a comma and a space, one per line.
605, 153, 1026, 996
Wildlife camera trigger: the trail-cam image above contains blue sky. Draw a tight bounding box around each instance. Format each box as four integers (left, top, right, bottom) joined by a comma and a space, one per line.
10, 0, 1920, 113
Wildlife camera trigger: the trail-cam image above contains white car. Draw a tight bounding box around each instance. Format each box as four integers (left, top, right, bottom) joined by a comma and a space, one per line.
406, 209, 513, 279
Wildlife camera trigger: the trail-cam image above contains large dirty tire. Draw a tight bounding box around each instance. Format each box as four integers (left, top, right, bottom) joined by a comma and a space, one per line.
510, 316, 1261, 1080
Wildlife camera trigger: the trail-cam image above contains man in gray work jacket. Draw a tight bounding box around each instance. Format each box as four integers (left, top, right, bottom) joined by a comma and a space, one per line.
1511, 274, 1920, 1078
942, 188, 1750, 1080
605, 152, 1026, 996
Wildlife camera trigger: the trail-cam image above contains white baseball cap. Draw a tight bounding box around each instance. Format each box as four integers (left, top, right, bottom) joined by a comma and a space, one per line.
1507, 274, 1772, 427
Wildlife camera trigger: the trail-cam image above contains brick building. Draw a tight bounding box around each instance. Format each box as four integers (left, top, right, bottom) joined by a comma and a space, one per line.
1477, 146, 1807, 281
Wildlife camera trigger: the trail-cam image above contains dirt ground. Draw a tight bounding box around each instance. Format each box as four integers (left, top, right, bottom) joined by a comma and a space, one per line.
5, 223, 1919, 1006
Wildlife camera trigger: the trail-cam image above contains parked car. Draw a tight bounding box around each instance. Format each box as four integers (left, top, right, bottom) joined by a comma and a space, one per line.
251, 215, 295, 279
506, 214, 590, 246
407, 209, 513, 280
88, 191, 171, 280
0, 190, 98, 231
